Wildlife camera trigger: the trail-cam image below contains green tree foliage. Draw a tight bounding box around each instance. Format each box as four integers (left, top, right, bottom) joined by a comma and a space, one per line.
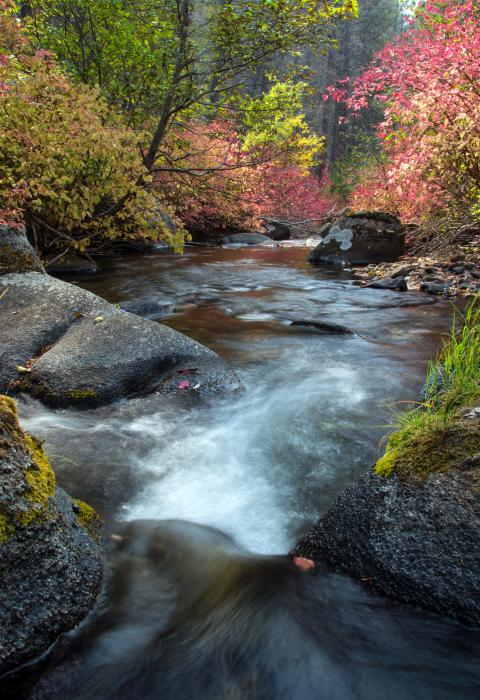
27, 0, 358, 174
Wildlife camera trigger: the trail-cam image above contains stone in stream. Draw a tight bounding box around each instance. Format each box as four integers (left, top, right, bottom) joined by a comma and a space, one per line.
0, 273, 241, 408
0, 224, 44, 275
367, 276, 407, 292
309, 212, 405, 266
118, 298, 174, 319
45, 252, 98, 275
0, 396, 104, 677
420, 281, 451, 295
263, 219, 291, 241
219, 232, 274, 246
294, 411, 480, 627
290, 320, 354, 335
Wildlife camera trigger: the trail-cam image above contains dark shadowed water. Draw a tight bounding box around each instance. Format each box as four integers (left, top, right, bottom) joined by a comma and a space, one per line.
12, 246, 480, 698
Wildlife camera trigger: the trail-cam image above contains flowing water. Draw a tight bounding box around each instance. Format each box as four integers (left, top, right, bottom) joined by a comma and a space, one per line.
12, 247, 480, 698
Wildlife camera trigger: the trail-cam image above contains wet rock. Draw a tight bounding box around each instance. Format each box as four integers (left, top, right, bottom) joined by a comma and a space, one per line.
45, 252, 98, 275
263, 220, 291, 241
219, 232, 274, 246
295, 453, 480, 626
367, 276, 407, 292
0, 273, 241, 407
118, 298, 173, 319
309, 212, 404, 266
290, 320, 354, 335
390, 265, 416, 279
0, 225, 44, 275
420, 281, 450, 295
0, 396, 103, 676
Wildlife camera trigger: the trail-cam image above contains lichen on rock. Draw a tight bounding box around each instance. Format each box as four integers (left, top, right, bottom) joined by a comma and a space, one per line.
0, 395, 104, 676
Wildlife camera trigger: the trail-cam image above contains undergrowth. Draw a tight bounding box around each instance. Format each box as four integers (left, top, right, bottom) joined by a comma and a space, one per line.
376, 295, 480, 479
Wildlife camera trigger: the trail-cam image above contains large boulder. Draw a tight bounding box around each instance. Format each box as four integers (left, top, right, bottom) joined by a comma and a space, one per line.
294, 414, 480, 626
263, 220, 291, 241
0, 224, 44, 275
219, 232, 274, 246
309, 212, 404, 266
0, 396, 103, 676
0, 273, 241, 407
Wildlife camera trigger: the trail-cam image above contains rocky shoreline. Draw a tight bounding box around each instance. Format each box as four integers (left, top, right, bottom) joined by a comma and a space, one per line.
351, 249, 480, 298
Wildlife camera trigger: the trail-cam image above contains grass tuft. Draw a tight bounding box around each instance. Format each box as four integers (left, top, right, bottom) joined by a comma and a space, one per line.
376, 295, 480, 479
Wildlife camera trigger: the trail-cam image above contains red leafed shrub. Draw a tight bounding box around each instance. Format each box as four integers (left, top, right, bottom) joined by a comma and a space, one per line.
156, 120, 339, 234
324, 0, 480, 224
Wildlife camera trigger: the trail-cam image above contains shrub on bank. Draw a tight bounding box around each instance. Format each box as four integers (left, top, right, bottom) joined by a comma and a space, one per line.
0, 8, 183, 253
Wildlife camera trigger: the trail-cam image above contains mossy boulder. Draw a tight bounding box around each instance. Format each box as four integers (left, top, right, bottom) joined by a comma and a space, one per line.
0, 224, 44, 275
0, 396, 104, 676
295, 411, 480, 626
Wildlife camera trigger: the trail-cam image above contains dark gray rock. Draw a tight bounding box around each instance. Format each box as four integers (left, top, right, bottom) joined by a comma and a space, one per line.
45, 252, 98, 275
309, 212, 404, 266
420, 281, 450, 295
0, 273, 241, 407
0, 396, 103, 676
0, 225, 44, 275
294, 461, 480, 626
119, 298, 173, 319
290, 320, 354, 335
263, 220, 291, 241
390, 265, 416, 279
219, 232, 274, 246
367, 276, 407, 292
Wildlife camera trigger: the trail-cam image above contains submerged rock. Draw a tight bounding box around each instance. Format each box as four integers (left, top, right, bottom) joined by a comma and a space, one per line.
290, 319, 354, 335
0, 273, 241, 407
118, 298, 174, 319
0, 396, 103, 676
309, 212, 404, 266
0, 225, 44, 275
45, 252, 98, 275
219, 232, 274, 246
295, 415, 480, 626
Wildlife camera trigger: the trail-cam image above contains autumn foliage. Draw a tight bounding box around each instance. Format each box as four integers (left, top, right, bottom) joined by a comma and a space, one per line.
0, 9, 183, 251
325, 0, 480, 225
157, 120, 338, 234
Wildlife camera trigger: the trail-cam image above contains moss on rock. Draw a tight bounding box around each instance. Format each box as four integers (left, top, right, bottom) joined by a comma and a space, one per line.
66, 388, 98, 402
0, 396, 57, 539
73, 498, 102, 540
375, 416, 480, 481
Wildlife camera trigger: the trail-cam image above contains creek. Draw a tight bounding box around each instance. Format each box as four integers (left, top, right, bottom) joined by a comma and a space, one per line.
16, 246, 480, 699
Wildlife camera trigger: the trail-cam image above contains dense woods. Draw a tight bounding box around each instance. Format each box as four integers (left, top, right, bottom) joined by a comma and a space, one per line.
0, 0, 479, 252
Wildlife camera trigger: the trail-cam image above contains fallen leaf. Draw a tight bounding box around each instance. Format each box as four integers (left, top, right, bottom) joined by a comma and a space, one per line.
74, 311, 84, 319
16, 365, 31, 374
292, 556, 315, 571
94, 316, 104, 324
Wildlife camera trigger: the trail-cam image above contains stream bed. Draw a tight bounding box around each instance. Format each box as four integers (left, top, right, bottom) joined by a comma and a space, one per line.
15, 246, 480, 698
